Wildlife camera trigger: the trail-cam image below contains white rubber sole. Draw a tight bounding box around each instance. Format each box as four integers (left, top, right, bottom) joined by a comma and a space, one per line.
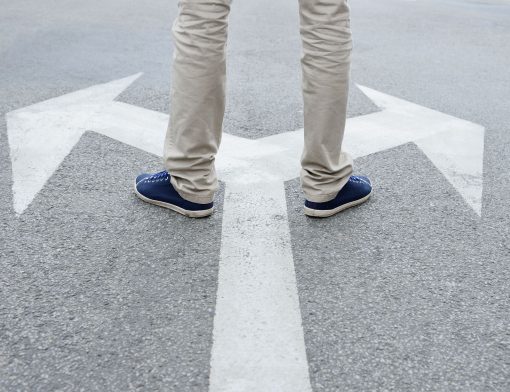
134, 182, 214, 218
304, 191, 372, 218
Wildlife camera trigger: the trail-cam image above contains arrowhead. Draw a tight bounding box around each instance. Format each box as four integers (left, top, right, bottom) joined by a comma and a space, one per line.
357, 85, 485, 216
6, 73, 142, 214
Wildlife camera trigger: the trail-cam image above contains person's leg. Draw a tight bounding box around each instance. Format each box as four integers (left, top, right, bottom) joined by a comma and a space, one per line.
163, 0, 232, 204
298, 0, 354, 203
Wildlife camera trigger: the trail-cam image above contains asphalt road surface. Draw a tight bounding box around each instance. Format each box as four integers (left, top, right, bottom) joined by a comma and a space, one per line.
1, 0, 509, 391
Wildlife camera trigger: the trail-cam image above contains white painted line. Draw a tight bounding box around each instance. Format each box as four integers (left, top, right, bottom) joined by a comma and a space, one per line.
5, 74, 486, 389
209, 182, 311, 392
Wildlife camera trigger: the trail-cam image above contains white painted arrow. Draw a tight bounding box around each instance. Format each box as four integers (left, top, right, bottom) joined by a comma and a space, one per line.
6, 74, 485, 215
6, 73, 143, 214
5, 74, 485, 391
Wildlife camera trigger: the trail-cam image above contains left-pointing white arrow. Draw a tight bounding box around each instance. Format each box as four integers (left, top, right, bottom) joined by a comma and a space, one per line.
6, 73, 143, 214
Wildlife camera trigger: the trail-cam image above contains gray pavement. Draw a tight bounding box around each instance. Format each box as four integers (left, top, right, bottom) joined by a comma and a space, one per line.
1, 133, 225, 391
1, 0, 509, 391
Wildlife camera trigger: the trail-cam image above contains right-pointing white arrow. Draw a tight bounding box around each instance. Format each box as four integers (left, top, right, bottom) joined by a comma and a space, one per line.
353, 85, 485, 215
256, 86, 485, 216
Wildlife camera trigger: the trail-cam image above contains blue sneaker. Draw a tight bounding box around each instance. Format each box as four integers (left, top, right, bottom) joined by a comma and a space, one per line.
304, 175, 372, 217
134, 170, 214, 218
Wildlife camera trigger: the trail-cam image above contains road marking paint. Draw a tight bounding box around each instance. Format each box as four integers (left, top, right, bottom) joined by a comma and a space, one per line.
209, 182, 312, 391
5, 73, 142, 214
6, 74, 485, 216
353, 86, 485, 215
5, 74, 486, 389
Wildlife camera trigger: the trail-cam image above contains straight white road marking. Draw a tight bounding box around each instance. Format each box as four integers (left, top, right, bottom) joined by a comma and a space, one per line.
5, 74, 486, 390
209, 182, 311, 392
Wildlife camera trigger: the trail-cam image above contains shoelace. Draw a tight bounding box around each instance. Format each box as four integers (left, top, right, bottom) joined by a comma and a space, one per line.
147, 170, 169, 182
350, 175, 368, 184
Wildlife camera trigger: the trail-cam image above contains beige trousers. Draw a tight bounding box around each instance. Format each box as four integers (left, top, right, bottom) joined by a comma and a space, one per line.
164, 0, 353, 204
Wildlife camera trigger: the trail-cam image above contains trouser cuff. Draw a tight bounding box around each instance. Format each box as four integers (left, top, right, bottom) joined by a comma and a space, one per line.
170, 176, 215, 204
